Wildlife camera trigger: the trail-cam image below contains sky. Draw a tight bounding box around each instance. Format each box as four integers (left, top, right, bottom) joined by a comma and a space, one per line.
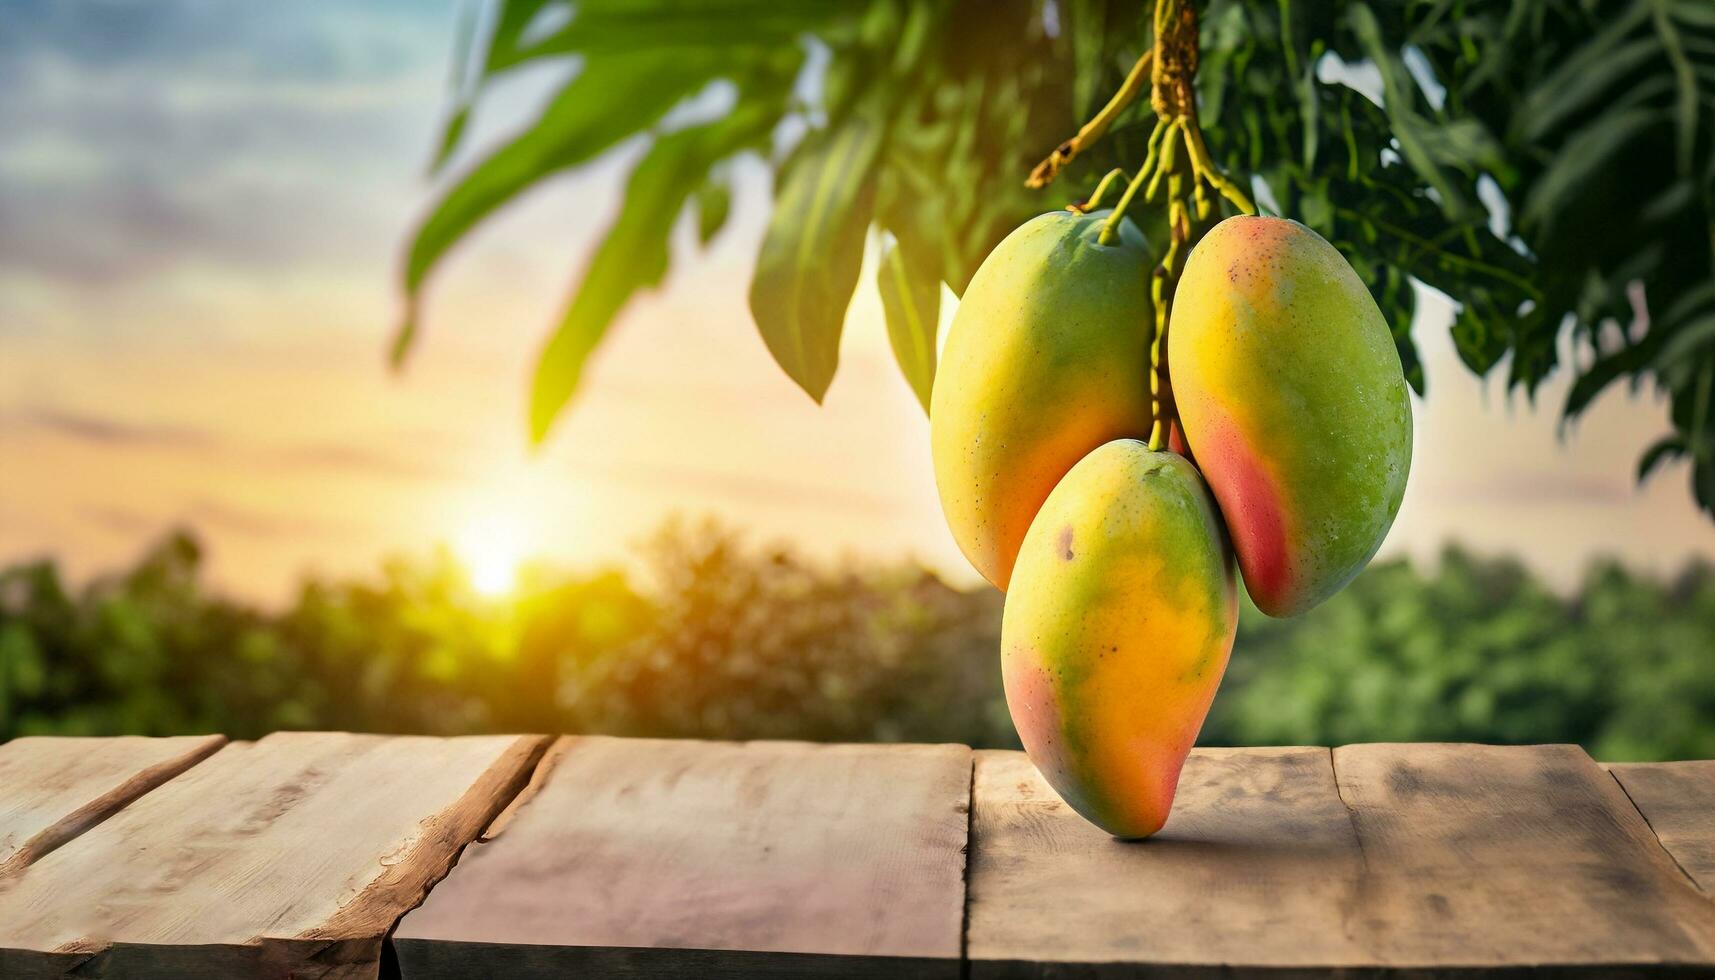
1, 0, 1711, 604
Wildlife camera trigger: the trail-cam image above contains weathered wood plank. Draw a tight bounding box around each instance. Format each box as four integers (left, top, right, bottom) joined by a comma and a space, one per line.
1332, 743, 1715, 974
967, 747, 1375, 979
393, 736, 972, 979
1610, 760, 1715, 894
0, 731, 548, 979
0, 734, 225, 876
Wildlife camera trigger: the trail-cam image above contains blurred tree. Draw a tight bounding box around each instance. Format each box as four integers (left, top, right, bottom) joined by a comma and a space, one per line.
398, 0, 1715, 519
1, 527, 1710, 759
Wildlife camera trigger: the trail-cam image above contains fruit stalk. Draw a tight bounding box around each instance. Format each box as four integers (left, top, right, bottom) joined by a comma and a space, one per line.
1027, 50, 1153, 189
1035, 0, 1256, 451
1149, 150, 1189, 452
1074, 168, 1130, 214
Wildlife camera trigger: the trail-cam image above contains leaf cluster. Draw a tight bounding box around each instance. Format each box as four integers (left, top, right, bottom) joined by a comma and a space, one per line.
401, 0, 1715, 516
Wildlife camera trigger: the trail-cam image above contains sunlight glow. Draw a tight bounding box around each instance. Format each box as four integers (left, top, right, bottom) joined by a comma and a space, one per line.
454, 512, 527, 597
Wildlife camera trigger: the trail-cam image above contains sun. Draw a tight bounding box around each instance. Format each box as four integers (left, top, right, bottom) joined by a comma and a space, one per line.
454, 512, 528, 597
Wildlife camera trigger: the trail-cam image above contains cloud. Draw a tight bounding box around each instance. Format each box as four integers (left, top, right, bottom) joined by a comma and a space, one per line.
9, 407, 458, 481
0, 1, 447, 85
23, 408, 215, 448
187, 498, 357, 539
581, 457, 903, 515
279, 442, 463, 481
0, 0, 454, 287
84, 499, 357, 540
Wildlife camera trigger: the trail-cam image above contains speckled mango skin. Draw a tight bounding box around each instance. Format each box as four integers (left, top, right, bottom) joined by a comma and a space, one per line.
931, 210, 1153, 591
1001, 440, 1237, 839
1170, 216, 1412, 617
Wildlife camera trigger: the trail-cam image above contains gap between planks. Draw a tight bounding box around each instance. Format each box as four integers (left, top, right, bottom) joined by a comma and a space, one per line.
0, 734, 227, 877
966, 743, 1715, 977
373, 734, 555, 971
0, 732, 554, 980
1610, 766, 1703, 894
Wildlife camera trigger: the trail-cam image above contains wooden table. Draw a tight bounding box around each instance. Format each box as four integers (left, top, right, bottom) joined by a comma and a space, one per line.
0, 736, 1710, 978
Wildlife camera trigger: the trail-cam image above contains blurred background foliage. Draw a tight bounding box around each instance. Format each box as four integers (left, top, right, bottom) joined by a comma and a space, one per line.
4, 523, 1711, 761
402, 0, 1715, 518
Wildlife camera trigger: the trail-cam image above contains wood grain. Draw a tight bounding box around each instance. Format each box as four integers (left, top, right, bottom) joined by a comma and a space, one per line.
966, 747, 1375, 979
1610, 760, 1715, 894
0, 731, 548, 979
393, 736, 972, 979
0, 734, 225, 876
1332, 743, 1715, 975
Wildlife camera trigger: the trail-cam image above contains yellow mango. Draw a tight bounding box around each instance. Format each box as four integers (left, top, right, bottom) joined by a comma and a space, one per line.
931, 210, 1153, 590
1170, 216, 1412, 616
1002, 440, 1238, 838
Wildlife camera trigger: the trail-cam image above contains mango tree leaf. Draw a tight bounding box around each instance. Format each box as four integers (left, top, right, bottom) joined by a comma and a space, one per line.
498, 1, 854, 66
530, 101, 783, 442
877, 236, 940, 413
694, 168, 732, 246
429, 0, 488, 173
1519, 106, 1663, 235
748, 115, 884, 402
483, 0, 562, 70
396, 51, 729, 364
1638, 435, 1687, 481
1347, 3, 1478, 222
1061, 0, 1108, 119
428, 0, 563, 172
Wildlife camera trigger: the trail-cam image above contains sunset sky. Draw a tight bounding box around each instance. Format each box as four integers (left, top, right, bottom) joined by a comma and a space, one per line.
2, 0, 1711, 604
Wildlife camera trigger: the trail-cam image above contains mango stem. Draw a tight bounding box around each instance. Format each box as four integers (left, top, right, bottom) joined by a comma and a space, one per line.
1096, 118, 1167, 246
1027, 50, 1154, 189
1074, 168, 1130, 213
1182, 112, 1255, 215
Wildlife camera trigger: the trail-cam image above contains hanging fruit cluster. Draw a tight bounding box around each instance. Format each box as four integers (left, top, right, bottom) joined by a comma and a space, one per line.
930, 1, 1413, 838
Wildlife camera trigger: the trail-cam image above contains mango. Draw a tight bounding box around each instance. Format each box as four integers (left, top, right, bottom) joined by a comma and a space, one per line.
1169, 216, 1412, 617
931, 210, 1154, 590
1001, 440, 1237, 838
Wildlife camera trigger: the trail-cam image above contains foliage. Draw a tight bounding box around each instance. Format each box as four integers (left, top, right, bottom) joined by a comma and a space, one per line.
399, 0, 1715, 518
3, 524, 1712, 761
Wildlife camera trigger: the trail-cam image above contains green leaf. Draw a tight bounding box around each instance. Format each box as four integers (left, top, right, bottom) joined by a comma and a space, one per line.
498, 1, 852, 66
396, 51, 730, 364
1518, 36, 1659, 145
1347, 3, 1479, 221
1638, 435, 1687, 481
1651, 0, 1703, 176
1519, 107, 1663, 234
529, 104, 780, 442
429, 0, 486, 173
877, 237, 940, 414
748, 116, 884, 402
428, 106, 471, 176
484, 0, 562, 69
1062, 0, 1108, 119
694, 168, 733, 246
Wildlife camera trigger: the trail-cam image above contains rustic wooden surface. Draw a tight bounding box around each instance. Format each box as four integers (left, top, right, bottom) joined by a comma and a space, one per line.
0, 734, 224, 877
1, 735, 1711, 979
393, 736, 973, 979
0, 731, 547, 980
968, 747, 1375, 976
1331, 743, 1715, 974
970, 744, 1715, 978
1611, 760, 1715, 894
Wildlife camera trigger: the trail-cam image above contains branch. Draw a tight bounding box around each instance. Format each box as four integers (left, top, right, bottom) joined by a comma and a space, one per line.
1027, 50, 1153, 189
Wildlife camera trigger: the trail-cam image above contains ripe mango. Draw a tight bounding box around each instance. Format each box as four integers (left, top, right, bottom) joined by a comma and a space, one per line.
1001, 440, 1237, 838
1170, 216, 1412, 617
930, 210, 1153, 590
